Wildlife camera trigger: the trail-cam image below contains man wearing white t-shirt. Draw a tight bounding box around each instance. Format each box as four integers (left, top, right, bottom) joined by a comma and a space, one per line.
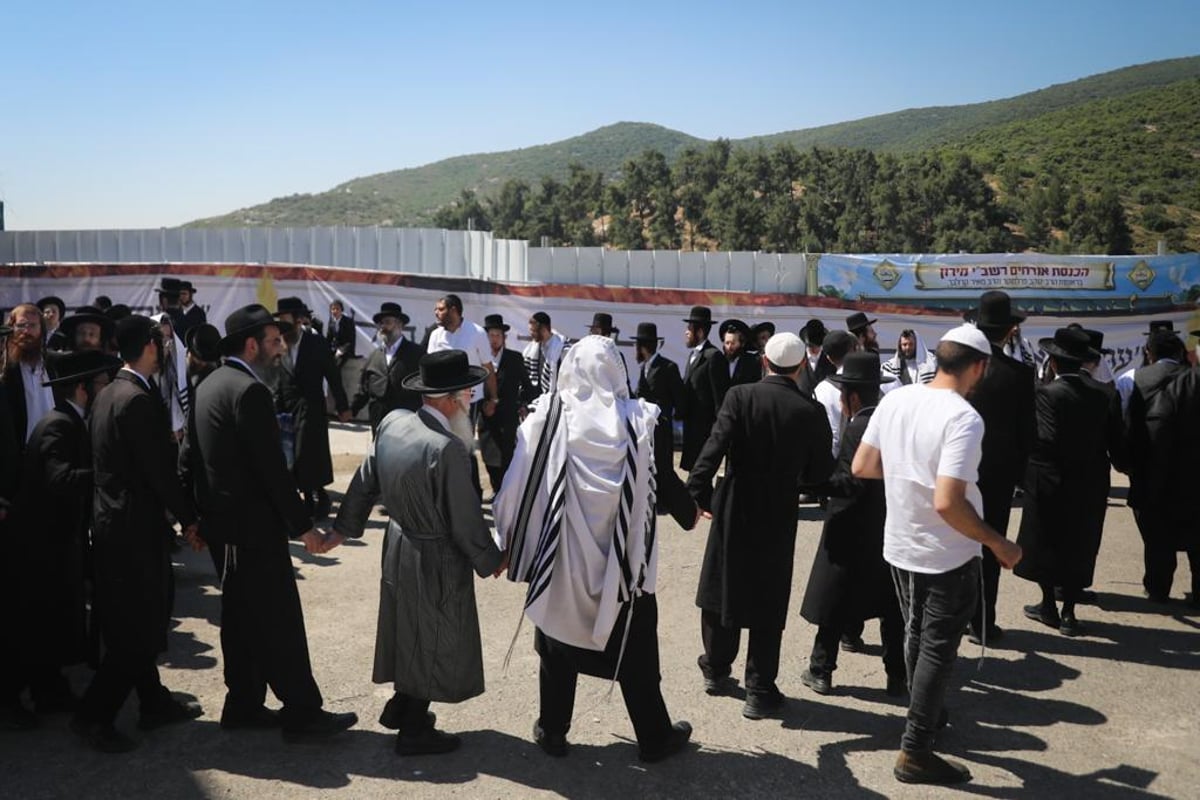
426, 294, 499, 497
853, 324, 1021, 786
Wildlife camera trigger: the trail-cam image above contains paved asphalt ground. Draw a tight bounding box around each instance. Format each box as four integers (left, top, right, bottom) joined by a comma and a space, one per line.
5, 422, 1198, 799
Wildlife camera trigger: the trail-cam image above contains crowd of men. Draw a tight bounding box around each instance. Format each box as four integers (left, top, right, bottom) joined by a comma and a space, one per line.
1, 282, 1198, 786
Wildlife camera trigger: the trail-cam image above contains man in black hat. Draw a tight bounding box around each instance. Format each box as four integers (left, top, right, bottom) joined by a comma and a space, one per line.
479, 314, 535, 495
845, 311, 879, 353
799, 352, 903, 697
797, 319, 831, 398
678, 306, 719, 471
711, 319, 762, 410
271, 297, 351, 519
37, 296, 66, 345
690, 333, 834, 720
185, 323, 222, 392
75, 315, 202, 753
13, 350, 121, 718
812, 331, 861, 460
1015, 329, 1126, 636
157, 278, 183, 317
59, 306, 113, 353
1116, 319, 1181, 412
351, 302, 424, 436
331, 350, 504, 755
633, 322, 692, 521
750, 322, 775, 356
965, 290, 1035, 644
585, 311, 632, 392
1125, 329, 1189, 602
326, 300, 357, 369
184, 304, 357, 742
173, 281, 206, 340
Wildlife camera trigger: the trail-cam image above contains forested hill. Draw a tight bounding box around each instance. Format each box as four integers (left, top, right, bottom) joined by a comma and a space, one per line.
190, 57, 1200, 254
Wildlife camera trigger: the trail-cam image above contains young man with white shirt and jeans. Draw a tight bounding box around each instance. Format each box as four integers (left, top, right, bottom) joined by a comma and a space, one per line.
852, 324, 1022, 786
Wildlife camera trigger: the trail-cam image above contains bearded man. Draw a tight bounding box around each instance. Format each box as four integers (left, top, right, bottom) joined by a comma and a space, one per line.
3, 304, 55, 446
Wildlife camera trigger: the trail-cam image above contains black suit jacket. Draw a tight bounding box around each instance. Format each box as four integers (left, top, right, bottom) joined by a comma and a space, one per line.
352, 337, 425, 433
479, 348, 534, 462
636, 352, 696, 523
271, 330, 349, 488
970, 344, 1036, 497
710, 351, 762, 410
797, 354, 835, 399
1126, 359, 1187, 511
171, 304, 207, 340
186, 361, 311, 547
327, 315, 357, 359
678, 340, 719, 471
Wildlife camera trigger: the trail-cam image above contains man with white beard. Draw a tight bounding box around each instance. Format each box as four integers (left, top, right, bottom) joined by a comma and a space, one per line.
331, 349, 505, 756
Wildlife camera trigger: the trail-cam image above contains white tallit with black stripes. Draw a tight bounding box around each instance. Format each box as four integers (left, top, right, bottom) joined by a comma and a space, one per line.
495, 335, 658, 652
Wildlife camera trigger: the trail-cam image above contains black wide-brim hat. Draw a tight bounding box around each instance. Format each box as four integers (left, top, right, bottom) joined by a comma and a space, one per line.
751, 321, 776, 338
972, 290, 1026, 328
844, 311, 877, 333
1039, 328, 1100, 363
157, 277, 183, 296
682, 305, 713, 325
718, 319, 751, 340
483, 313, 510, 332
827, 351, 895, 387
41, 349, 123, 387
186, 323, 223, 362
275, 296, 311, 317
37, 295, 67, 316
588, 312, 614, 330
220, 304, 292, 352
634, 322, 659, 342
373, 302, 410, 325
59, 306, 114, 340
800, 319, 827, 346
401, 350, 488, 394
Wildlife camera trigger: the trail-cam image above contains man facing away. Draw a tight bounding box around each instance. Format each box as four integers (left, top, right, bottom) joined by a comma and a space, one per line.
852, 324, 1022, 785
332, 350, 504, 755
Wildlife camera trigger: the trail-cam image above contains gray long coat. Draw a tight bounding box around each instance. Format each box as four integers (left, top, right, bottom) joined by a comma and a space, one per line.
335, 408, 503, 702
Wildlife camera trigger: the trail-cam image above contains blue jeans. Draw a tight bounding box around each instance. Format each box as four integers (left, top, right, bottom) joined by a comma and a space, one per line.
891, 558, 980, 753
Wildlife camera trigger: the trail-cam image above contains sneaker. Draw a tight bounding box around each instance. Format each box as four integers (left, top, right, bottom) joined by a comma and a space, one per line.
638, 721, 692, 763
800, 668, 832, 695
742, 688, 785, 720
282, 710, 357, 743
839, 634, 866, 654
1022, 603, 1061, 629
886, 675, 908, 698
533, 720, 568, 757
138, 696, 203, 731
71, 716, 138, 753
894, 750, 971, 785
395, 726, 461, 755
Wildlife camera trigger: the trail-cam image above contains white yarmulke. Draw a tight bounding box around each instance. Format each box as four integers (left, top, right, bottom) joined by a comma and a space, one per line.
764, 332, 806, 369
940, 323, 992, 356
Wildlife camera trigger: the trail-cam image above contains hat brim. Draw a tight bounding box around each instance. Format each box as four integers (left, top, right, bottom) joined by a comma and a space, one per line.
59, 314, 114, 338
373, 312, 410, 325
682, 316, 712, 324
400, 365, 488, 395
827, 372, 896, 387
484, 324, 510, 332
1039, 339, 1100, 363
219, 318, 293, 350
41, 355, 123, 387
976, 311, 1026, 328
847, 317, 878, 332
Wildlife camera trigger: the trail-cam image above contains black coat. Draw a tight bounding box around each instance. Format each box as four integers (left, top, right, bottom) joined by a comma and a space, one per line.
91, 371, 196, 659
1144, 366, 1200, 547
970, 344, 1036, 524
269, 330, 349, 489
185, 361, 312, 548
1014, 374, 1125, 589
479, 348, 534, 468
327, 314, 357, 359
710, 351, 762, 410
797, 355, 835, 399
689, 375, 835, 629
351, 337, 424, 434
16, 402, 92, 666
799, 407, 893, 627
171, 304, 207, 341
1125, 359, 1187, 513
678, 340, 719, 471
637, 352, 695, 524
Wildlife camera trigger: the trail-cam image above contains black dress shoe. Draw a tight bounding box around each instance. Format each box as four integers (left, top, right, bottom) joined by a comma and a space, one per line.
703, 674, 737, 696
638, 721, 692, 763
1143, 589, 1171, 604
282, 710, 357, 743
395, 726, 461, 755
1059, 615, 1085, 637
894, 750, 971, 785
839, 634, 866, 653
800, 668, 832, 695
378, 699, 436, 732
221, 705, 282, 730
742, 688, 785, 720
533, 720, 568, 757
886, 675, 908, 698
138, 696, 203, 731
1023, 603, 1061, 629
71, 717, 138, 753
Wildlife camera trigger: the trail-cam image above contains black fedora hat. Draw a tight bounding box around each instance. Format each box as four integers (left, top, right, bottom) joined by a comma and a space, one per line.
682, 306, 713, 325
41, 349, 122, 387
718, 319, 751, 340
372, 302, 410, 325
482, 314, 510, 332
401, 350, 488, 394
1080, 328, 1113, 355
1143, 319, 1177, 336
827, 352, 895, 388
59, 305, 115, 340
799, 319, 827, 346
157, 277, 182, 296
176, 280, 196, 293
751, 321, 776, 338
185, 323, 222, 363
275, 296, 310, 317
1039, 328, 1100, 364
634, 322, 660, 343
37, 295, 67, 318
220, 304, 292, 353
844, 311, 877, 333
105, 304, 132, 322
588, 312, 614, 332
972, 290, 1026, 328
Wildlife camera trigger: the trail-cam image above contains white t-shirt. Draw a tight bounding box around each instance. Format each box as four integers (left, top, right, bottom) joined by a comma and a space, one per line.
813, 377, 843, 458
427, 320, 491, 402
861, 384, 985, 574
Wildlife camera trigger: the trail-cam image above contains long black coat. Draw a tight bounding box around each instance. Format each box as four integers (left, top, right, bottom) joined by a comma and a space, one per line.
479, 348, 534, 469
1125, 359, 1187, 513
170, 304, 207, 341
326, 314, 357, 359
1015, 374, 1125, 589
970, 344, 1035, 527
91, 371, 196, 659
17, 402, 92, 666
636, 352, 695, 523
678, 340, 719, 471
710, 351, 762, 410
270, 329, 349, 489
796, 355, 835, 400
689, 375, 835, 630
1144, 367, 1200, 548
799, 408, 893, 627
351, 337, 424, 434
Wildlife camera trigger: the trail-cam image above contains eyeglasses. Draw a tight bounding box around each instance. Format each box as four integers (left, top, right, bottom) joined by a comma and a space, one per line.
13, 322, 39, 331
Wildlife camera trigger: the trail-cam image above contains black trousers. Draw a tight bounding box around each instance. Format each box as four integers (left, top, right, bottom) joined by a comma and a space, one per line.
211, 543, 323, 725
77, 649, 169, 725
810, 615, 905, 680
1136, 510, 1200, 599
536, 595, 672, 751
698, 610, 783, 697
972, 480, 1015, 633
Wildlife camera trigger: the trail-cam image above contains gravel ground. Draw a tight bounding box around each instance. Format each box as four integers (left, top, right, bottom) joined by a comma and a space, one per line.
5, 421, 1197, 799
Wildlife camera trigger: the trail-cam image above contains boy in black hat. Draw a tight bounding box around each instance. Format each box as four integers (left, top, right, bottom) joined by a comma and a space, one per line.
173, 281, 206, 340
679, 306, 719, 471
36, 296, 66, 343
479, 314, 535, 494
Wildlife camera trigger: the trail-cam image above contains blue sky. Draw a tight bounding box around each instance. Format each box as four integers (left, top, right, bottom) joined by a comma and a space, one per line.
2, 0, 1197, 230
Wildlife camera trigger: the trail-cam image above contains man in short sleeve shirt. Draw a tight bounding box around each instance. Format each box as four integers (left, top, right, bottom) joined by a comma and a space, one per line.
853, 324, 1021, 786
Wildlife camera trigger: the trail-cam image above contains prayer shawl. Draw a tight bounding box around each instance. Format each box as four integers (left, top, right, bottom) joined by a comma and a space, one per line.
496, 335, 659, 653
881, 330, 936, 393
151, 314, 189, 432
522, 332, 567, 399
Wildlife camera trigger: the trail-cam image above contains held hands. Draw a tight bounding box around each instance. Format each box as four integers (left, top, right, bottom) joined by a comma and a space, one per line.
337, 409, 352, 423
492, 549, 510, 579
300, 528, 347, 555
